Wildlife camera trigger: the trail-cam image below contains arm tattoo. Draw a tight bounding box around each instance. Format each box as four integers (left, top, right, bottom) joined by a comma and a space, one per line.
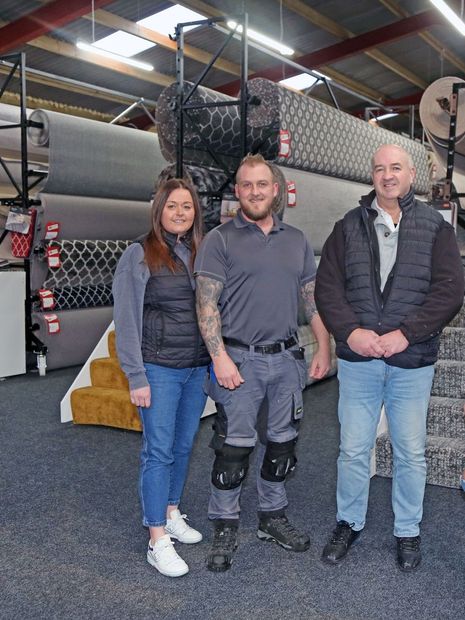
301, 280, 319, 323
196, 275, 225, 358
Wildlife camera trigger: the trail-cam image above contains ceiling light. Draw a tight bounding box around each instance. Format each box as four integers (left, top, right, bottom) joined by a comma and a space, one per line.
92, 31, 155, 57
76, 41, 154, 71
227, 21, 294, 56
139, 5, 206, 35
376, 112, 399, 121
429, 0, 465, 36
280, 71, 330, 90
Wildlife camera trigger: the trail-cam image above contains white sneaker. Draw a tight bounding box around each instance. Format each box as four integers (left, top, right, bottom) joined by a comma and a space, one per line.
147, 535, 189, 577
165, 509, 203, 544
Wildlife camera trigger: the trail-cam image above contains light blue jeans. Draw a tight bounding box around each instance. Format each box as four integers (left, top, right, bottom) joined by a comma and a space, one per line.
139, 363, 208, 527
336, 358, 435, 537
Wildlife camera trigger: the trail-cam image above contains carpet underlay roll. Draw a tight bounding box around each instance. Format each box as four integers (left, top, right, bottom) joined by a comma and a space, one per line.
419, 77, 465, 206
31, 306, 113, 370
41, 239, 131, 290
281, 167, 371, 254
35, 193, 151, 241
27, 109, 165, 201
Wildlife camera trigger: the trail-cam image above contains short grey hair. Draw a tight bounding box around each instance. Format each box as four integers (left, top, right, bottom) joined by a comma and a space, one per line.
371, 144, 414, 170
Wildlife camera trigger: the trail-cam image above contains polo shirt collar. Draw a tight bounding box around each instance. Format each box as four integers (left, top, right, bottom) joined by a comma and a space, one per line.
234, 209, 285, 232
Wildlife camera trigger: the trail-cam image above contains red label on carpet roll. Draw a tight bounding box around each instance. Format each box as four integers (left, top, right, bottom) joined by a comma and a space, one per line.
46, 245, 61, 269
279, 130, 291, 157
45, 222, 60, 240
287, 181, 296, 207
39, 289, 55, 310
43, 313, 60, 334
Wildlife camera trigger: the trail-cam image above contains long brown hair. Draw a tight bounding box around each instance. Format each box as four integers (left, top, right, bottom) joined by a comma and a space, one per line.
144, 178, 203, 273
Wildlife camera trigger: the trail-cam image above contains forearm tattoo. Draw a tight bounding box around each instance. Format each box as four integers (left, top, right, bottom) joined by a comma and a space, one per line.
196, 276, 225, 358
301, 280, 319, 323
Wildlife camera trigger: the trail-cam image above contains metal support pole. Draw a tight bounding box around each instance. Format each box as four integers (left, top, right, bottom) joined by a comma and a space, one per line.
176, 24, 185, 178
239, 13, 248, 159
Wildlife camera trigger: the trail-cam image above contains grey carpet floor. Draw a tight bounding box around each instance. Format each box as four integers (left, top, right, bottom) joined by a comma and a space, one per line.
1, 368, 464, 620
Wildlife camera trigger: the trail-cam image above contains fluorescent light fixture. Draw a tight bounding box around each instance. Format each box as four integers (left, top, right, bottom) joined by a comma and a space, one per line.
76, 41, 154, 71
227, 21, 294, 56
279, 71, 330, 90
92, 31, 155, 57
139, 5, 206, 35
376, 112, 399, 121
430, 0, 465, 36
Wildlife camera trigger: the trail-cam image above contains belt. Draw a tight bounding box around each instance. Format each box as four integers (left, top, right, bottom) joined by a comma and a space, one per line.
223, 335, 297, 355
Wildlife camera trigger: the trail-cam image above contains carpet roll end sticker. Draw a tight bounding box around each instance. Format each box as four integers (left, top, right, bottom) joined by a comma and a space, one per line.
287, 181, 296, 207
39, 289, 55, 310
279, 130, 291, 158
43, 313, 60, 334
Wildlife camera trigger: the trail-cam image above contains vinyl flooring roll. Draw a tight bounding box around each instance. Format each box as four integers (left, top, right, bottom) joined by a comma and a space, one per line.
28, 109, 166, 201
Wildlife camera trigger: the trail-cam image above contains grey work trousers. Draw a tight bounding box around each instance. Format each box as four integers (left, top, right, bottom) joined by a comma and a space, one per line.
205, 344, 307, 520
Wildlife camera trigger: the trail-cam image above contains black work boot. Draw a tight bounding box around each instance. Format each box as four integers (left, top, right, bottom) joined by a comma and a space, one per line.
321, 520, 361, 564
257, 515, 310, 551
206, 519, 238, 572
396, 535, 421, 572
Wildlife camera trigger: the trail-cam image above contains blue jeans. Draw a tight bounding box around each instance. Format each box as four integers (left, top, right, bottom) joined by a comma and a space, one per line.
139, 363, 208, 527
336, 358, 435, 537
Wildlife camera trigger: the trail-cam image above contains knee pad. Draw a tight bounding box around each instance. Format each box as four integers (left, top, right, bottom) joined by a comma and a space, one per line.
261, 439, 297, 482
212, 444, 254, 490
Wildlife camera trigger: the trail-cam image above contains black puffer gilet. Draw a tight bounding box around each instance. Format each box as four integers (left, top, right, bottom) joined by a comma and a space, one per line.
338, 188, 444, 368
141, 235, 210, 369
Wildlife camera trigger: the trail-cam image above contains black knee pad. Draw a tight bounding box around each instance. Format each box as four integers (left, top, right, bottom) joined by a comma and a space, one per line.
261, 439, 297, 482
212, 444, 254, 490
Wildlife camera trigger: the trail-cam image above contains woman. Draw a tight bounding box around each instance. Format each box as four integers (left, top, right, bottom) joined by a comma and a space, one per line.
113, 178, 210, 577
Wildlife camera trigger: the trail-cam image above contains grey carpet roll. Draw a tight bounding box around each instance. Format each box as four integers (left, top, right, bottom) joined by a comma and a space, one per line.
31, 306, 113, 370
41, 239, 131, 290
281, 167, 370, 254
28, 109, 166, 201
247, 78, 431, 194
35, 193, 151, 241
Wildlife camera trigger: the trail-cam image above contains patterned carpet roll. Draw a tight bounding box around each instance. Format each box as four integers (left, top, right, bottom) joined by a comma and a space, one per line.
158, 163, 234, 231
156, 79, 430, 194
34, 284, 113, 312
247, 78, 431, 194
42, 239, 131, 289
156, 81, 275, 169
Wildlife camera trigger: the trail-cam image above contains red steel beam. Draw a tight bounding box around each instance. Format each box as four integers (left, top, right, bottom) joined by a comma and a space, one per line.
218, 10, 443, 96
0, 0, 116, 55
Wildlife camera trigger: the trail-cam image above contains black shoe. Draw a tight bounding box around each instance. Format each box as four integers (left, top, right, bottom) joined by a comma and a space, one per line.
396, 535, 421, 572
321, 520, 361, 564
206, 520, 238, 572
257, 515, 310, 552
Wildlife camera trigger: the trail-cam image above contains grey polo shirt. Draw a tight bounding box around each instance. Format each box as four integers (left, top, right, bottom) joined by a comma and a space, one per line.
194, 210, 316, 344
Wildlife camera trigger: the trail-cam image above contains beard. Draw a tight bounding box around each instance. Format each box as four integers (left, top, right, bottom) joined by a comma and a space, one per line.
240, 200, 273, 222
